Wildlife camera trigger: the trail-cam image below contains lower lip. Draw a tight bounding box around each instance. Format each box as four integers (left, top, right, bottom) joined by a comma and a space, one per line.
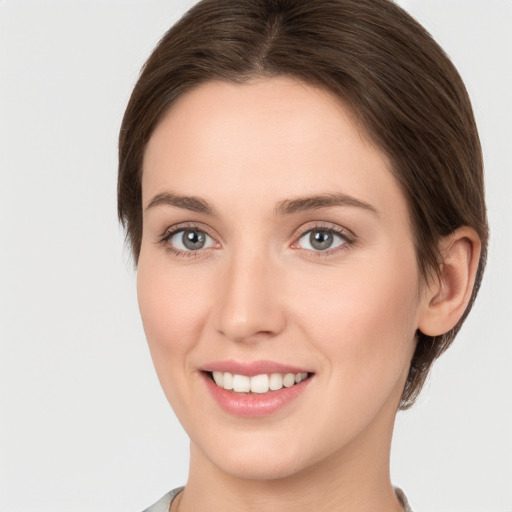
201, 373, 312, 418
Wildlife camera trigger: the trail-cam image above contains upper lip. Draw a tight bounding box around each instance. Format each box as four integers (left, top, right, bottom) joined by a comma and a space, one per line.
200, 360, 311, 377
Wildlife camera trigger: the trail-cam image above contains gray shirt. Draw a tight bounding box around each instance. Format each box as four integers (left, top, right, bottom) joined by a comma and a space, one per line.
142, 486, 413, 512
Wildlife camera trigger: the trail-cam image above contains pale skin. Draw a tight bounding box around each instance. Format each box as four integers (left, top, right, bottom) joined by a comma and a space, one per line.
137, 77, 481, 512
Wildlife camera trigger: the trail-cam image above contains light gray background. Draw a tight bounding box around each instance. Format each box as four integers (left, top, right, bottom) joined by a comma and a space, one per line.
0, 1, 510, 511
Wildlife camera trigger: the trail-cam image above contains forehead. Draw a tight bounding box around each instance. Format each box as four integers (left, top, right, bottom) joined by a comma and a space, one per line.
142, 77, 405, 222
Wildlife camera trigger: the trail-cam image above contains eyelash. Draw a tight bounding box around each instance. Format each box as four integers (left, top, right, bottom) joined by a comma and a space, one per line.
158, 222, 217, 258
292, 223, 356, 257
158, 222, 356, 258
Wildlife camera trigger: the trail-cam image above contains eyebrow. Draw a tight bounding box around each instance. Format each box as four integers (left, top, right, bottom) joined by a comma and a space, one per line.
275, 193, 378, 216
145, 192, 218, 216
145, 191, 377, 217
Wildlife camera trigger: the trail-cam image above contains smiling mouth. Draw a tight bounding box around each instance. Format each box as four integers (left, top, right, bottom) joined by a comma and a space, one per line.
207, 371, 311, 394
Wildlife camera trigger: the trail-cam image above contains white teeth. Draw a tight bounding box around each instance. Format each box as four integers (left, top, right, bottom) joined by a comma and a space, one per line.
223, 372, 234, 390
295, 372, 308, 383
250, 374, 269, 394
232, 374, 251, 392
233, 374, 251, 393
269, 373, 283, 391
283, 373, 295, 388
212, 371, 223, 387
212, 371, 309, 393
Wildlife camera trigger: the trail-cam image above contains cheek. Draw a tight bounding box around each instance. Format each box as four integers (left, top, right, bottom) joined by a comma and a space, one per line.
136, 255, 219, 424
291, 252, 420, 389
136, 254, 213, 364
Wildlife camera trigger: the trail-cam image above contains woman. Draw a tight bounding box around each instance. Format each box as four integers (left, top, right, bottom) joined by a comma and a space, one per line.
118, 0, 488, 510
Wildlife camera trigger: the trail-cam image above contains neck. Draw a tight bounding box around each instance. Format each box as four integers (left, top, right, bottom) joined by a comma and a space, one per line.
177, 402, 403, 512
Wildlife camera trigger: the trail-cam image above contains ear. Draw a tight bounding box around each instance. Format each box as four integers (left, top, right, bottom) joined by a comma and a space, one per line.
418, 227, 482, 337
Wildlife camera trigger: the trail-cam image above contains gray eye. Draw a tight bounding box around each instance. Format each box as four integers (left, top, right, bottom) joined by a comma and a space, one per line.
298, 229, 345, 251
171, 229, 213, 251
311, 231, 333, 250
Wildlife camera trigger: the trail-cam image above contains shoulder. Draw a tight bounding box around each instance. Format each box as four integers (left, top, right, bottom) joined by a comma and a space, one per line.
141, 487, 184, 512
395, 487, 414, 512
141, 486, 412, 512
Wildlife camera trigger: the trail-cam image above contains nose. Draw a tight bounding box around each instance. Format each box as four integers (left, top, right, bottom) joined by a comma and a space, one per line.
214, 249, 287, 343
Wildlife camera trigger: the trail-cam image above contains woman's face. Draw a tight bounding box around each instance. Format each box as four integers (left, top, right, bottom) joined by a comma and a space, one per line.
138, 77, 428, 480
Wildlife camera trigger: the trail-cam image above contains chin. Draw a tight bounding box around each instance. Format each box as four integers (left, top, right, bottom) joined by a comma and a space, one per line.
213, 449, 308, 481
193, 428, 329, 482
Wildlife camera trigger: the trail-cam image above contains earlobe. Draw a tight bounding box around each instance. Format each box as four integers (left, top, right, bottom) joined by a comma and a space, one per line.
418, 227, 481, 337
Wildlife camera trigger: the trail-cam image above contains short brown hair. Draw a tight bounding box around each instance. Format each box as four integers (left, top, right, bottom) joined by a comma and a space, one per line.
118, 0, 488, 408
